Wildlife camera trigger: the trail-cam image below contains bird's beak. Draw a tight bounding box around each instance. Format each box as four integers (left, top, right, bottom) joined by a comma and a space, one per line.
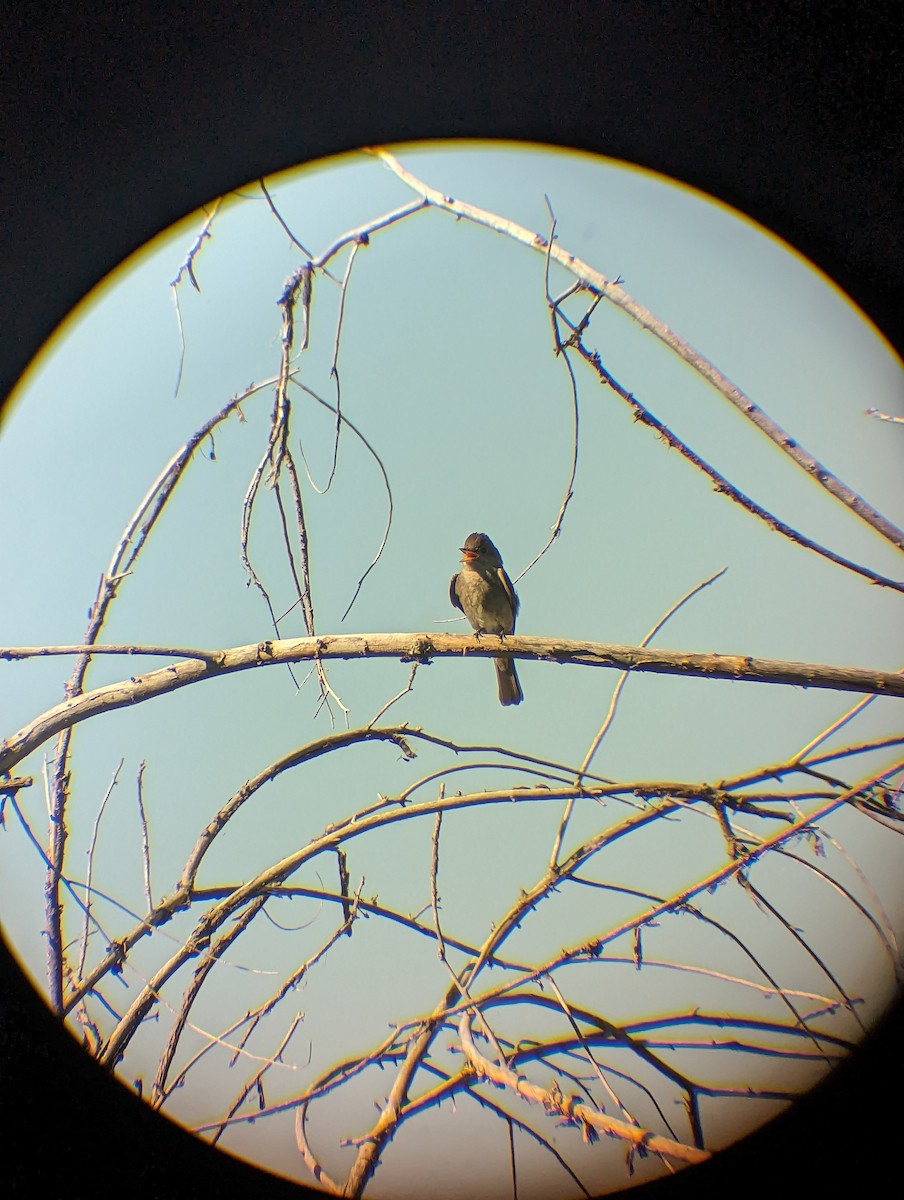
460, 547, 478, 562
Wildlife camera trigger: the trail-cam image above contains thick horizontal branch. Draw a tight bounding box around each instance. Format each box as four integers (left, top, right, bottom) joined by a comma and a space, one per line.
2, 633, 902, 772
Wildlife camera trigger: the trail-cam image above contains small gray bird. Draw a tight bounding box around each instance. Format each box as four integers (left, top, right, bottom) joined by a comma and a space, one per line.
450, 532, 523, 707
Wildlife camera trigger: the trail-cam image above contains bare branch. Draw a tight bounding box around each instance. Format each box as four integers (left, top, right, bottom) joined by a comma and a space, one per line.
4, 634, 901, 774
258, 177, 313, 257
40, 376, 275, 1009
866, 407, 904, 425
312, 197, 428, 270
290, 380, 395, 624
169, 198, 224, 396
550, 566, 729, 866
458, 1009, 710, 1165
77, 760, 124, 979
514, 200, 580, 579
372, 147, 904, 553
430, 801, 445, 961
570, 329, 904, 593
295, 1102, 344, 1195
134, 761, 153, 912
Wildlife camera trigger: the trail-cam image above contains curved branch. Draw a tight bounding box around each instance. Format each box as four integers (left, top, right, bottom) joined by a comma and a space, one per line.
3, 634, 902, 772
372, 148, 904, 553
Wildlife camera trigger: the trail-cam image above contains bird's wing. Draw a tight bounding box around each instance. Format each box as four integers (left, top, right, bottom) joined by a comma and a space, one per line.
496, 567, 520, 624
449, 573, 464, 612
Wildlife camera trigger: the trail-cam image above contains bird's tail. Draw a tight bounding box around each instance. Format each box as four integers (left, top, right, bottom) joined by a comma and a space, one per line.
494, 657, 523, 707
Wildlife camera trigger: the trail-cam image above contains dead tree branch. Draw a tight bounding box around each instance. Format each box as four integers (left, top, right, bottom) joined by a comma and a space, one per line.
458, 1009, 711, 1165
3, 635, 901, 775
371, 147, 904, 554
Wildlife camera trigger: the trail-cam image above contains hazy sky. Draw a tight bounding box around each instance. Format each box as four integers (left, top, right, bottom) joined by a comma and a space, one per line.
2, 142, 902, 1198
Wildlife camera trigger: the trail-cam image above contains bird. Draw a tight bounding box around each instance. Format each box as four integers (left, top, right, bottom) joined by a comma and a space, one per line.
450, 532, 523, 706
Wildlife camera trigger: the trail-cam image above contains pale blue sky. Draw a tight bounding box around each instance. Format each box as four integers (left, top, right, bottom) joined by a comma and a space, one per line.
2, 142, 902, 1197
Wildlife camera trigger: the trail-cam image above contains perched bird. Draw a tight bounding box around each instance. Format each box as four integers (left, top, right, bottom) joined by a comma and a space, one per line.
450, 532, 523, 707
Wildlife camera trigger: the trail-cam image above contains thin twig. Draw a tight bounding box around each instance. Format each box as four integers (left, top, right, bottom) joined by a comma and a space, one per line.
544, 972, 641, 1129
866, 408, 904, 425
294, 380, 395, 623
549, 567, 728, 867
169, 198, 223, 396
514, 198, 580, 580
135, 761, 152, 912
430, 801, 445, 961
791, 694, 879, 764
212, 1012, 305, 1136
737, 876, 866, 1034
77, 761, 124, 982
259, 177, 314, 257
367, 662, 420, 727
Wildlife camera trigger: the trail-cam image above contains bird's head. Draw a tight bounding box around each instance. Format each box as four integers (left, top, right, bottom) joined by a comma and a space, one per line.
460, 532, 502, 565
